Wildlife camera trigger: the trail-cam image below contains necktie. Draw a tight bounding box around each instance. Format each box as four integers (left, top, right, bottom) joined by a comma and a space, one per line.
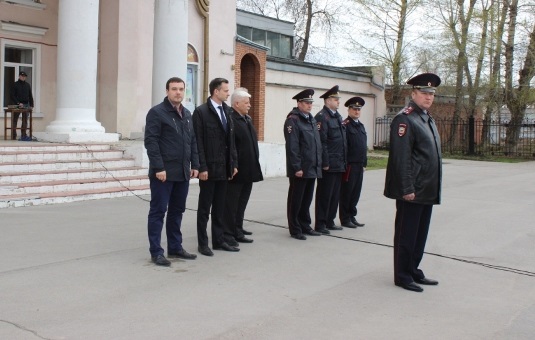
218, 106, 227, 131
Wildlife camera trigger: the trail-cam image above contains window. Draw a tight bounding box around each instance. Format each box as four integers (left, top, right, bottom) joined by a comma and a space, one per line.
252, 28, 265, 46
3, 46, 34, 107
237, 25, 293, 59
237, 25, 252, 40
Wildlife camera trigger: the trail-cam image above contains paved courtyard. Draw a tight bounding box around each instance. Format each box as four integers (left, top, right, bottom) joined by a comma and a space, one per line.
1, 159, 534, 339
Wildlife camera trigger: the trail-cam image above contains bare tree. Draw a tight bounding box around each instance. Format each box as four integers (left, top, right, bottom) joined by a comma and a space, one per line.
347, 0, 423, 104
503, 0, 535, 150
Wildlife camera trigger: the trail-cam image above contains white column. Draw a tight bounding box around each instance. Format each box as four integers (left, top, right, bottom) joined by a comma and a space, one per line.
152, 0, 188, 106
36, 0, 118, 143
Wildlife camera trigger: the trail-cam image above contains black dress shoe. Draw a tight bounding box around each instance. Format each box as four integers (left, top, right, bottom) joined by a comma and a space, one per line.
168, 249, 197, 260
396, 282, 424, 292
326, 225, 343, 231
225, 238, 239, 247
341, 221, 357, 228
291, 234, 307, 240
304, 229, 322, 236
315, 227, 330, 235
151, 254, 171, 266
415, 277, 439, 285
198, 246, 214, 257
351, 218, 365, 227
214, 242, 240, 252
242, 229, 253, 235
236, 236, 254, 243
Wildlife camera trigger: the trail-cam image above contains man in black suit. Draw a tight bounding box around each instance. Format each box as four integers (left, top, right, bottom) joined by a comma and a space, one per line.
224, 88, 263, 246
193, 78, 239, 256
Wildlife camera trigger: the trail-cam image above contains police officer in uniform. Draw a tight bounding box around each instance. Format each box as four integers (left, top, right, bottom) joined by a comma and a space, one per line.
284, 89, 323, 240
384, 73, 442, 292
314, 85, 346, 234
339, 97, 367, 228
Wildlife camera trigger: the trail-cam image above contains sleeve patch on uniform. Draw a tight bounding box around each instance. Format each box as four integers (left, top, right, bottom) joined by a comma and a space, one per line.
317, 122, 321, 130
398, 123, 407, 137
286, 125, 293, 134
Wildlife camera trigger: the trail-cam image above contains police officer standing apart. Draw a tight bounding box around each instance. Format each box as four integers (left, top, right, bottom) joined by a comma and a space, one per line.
284, 89, 323, 240
339, 97, 367, 228
314, 85, 346, 234
384, 73, 442, 292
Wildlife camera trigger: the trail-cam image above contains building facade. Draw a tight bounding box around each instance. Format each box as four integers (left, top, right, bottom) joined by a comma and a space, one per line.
1, 0, 385, 152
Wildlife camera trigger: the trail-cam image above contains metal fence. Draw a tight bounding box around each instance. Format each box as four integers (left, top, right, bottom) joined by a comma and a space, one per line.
374, 116, 535, 158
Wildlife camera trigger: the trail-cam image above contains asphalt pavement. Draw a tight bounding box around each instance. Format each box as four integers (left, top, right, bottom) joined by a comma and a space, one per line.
1, 159, 534, 339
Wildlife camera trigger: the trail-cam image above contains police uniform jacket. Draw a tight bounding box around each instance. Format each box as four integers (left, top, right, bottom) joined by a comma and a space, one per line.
144, 97, 199, 181
193, 99, 237, 180
229, 110, 263, 183
11, 80, 34, 106
284, 107, 322, 178
315, 106, 347, 172
384, 101, 442, 205
343, 118, 367, 167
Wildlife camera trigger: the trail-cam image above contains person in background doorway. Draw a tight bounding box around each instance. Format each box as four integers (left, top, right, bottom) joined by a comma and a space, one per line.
11, 71, 34, 141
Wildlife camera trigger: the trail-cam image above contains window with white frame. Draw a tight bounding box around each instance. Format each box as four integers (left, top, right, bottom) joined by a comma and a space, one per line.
1, 40, 39, 109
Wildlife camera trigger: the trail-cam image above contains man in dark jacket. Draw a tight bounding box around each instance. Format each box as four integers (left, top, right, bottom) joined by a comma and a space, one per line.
384, 73, 442, 292
11, 71, 34, 141
339, 97, 367, 228
193, 78, 238, 256
314, 85, 346, 234
284, 89, 323, 240
144, 77, 200, 266
224, 88, 263, 245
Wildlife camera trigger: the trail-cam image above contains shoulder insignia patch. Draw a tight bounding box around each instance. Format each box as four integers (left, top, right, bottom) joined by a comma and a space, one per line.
317, 122, 322, 130
287, 125, 293, 134
398, 123, 407, 137
403, 106, 414, 115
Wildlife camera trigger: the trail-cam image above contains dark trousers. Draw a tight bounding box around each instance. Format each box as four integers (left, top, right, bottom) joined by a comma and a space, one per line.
287, 177, 315, 236
12, 111, 28, 138
197, 180, 228, 248
339, 163, 364, 223
224, 181, 253, 240
147, 177, 189, 256
393, 200, 433, 285
315, 171, 342, 229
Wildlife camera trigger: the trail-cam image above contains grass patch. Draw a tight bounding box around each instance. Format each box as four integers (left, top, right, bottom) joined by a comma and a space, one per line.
442, 153, 532, 163
366, 156, 389, 170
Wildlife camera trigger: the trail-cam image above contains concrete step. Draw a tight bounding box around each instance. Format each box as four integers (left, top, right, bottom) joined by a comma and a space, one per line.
0, 142, 150, 208
0, 158, 137, 173
0, 184, 150, 208
0, 149, 125, 163
0, 167, 147, 184
0, 143, 112, 152
0, 175, 149, 195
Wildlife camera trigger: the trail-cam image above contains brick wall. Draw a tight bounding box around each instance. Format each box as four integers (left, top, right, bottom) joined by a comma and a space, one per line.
234, 42, 266, 141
